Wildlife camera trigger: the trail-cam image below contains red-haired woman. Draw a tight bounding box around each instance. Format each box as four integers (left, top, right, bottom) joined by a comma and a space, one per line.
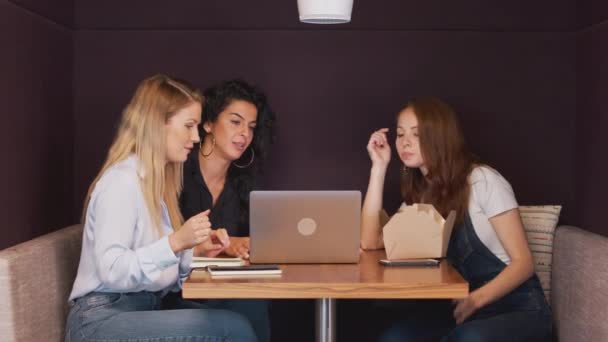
361, 97, 552, 341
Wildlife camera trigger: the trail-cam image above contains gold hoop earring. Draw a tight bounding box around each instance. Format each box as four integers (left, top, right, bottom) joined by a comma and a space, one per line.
200, 133, 215, 158
233, 148, 255, 168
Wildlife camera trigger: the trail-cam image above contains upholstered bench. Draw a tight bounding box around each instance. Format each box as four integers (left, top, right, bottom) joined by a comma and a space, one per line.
552, 226, 608, 340
0, 224, 82, 342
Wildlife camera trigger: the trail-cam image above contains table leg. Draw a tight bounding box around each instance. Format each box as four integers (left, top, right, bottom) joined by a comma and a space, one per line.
315, 298, 336, 342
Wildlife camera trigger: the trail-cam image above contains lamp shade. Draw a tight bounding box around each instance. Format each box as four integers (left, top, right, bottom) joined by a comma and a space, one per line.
297, 0, 353, 24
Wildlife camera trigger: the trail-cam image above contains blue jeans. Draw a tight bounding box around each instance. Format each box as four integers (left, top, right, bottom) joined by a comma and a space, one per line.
65, 291, 257, 342
376, 299, 552, 342
163, 292, 270, 342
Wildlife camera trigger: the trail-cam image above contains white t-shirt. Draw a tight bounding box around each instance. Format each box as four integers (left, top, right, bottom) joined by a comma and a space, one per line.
467, 166, 518, 264
399, 166, 518, 264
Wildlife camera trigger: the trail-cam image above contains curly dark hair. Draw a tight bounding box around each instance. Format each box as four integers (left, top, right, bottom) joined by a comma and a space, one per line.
201, 79, 276, 227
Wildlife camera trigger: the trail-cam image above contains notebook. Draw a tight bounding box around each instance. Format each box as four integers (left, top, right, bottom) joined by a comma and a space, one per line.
207, 265, 282, 278
190, 256, 246, 268
249, 191, 361, 263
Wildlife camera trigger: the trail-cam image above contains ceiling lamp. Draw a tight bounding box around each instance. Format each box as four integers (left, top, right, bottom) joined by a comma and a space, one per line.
297, 0, 354, 24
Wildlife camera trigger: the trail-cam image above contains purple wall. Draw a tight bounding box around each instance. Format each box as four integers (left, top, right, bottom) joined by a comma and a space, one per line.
1, 1, 596, 246
577, 0, 608, 28
575, 5, 608, 236
0, 0, 73, 250
8, 0, 73, 27
72, 8, 577, 225
74, 0, 575, 31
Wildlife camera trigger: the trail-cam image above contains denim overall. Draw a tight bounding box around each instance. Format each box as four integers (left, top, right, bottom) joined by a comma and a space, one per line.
447, 213, 551, 321
378, 213, 553, 342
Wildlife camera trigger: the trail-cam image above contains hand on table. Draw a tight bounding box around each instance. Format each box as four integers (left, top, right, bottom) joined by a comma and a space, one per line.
224, 237, 250, 259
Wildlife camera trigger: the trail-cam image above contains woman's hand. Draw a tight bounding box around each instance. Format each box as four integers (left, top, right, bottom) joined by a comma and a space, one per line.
360, 128, 391, 250
367, 128, 391, 169
450, 208, 535, 325
197, 228, 231, 257
169, 210, 211, 253
224, 237, 251, 259
453, 291, 482, 324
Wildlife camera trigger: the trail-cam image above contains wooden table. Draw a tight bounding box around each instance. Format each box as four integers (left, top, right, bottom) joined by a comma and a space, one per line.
183, 250, 468, 342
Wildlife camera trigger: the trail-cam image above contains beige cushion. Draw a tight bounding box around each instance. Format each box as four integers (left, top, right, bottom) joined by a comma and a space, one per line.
552, 226, 608, 342
0, 225, 82, 342
519, 205, 562, 301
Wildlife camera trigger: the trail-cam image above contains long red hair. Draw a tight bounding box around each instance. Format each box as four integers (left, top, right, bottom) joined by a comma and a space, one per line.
400, 97, 477, 223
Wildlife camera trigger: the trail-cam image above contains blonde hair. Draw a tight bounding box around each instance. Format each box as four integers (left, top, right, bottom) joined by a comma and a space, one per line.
83, 74, 203, 233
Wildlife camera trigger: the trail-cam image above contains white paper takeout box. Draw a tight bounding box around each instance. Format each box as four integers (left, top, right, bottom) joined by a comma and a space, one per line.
382, 204, 456, 259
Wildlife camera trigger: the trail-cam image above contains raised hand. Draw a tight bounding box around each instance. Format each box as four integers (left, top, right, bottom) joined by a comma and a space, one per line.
367, 128, 391, 169
169, 210, 211, 252
197, 228, 231, 257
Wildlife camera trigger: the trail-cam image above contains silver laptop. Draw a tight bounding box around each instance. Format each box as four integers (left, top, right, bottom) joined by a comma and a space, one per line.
249, 191, 361, 264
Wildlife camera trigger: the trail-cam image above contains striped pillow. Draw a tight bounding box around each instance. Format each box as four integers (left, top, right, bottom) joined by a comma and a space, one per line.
519, 205, 562, 302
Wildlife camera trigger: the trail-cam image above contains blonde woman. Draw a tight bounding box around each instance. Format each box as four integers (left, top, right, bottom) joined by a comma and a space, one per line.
65, 75, 257, 342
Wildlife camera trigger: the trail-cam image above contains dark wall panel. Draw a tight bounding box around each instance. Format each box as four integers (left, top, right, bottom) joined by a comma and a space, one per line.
577, 0, 608, 29
75, 0, 575, 31
9, 0, 73, 27
576, 21, 608, 236
0, 1, 73, 249
73, 30, 576, 224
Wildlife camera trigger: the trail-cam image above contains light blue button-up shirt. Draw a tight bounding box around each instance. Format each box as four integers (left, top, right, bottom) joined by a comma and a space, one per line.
69, 155, 192, 301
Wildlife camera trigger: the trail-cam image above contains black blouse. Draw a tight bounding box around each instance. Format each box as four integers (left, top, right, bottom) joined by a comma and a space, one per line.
179, 150, 249, 237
